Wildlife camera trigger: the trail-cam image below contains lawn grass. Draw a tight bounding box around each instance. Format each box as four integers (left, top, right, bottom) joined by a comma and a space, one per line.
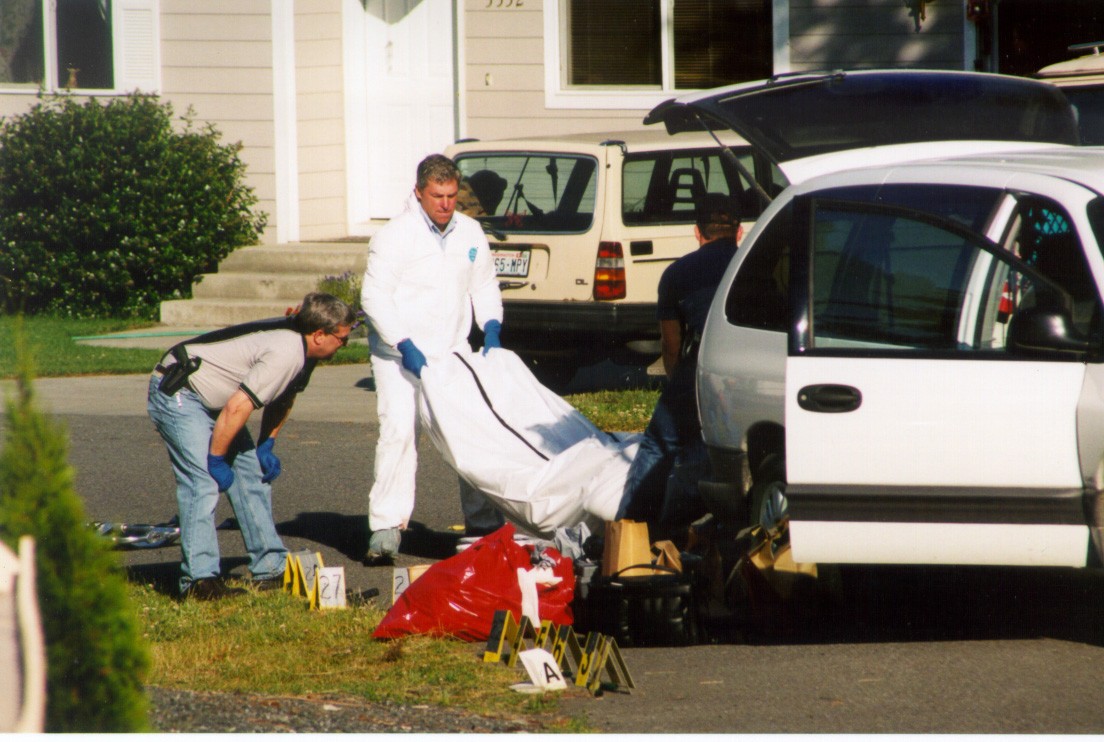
0, 316, 163, 377
130, 579, 586, 729
567, 388, 658, 433
0, 315, 369, 379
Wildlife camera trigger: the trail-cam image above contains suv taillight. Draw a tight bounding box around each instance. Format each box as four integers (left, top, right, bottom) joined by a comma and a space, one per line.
594, 241, 626, 300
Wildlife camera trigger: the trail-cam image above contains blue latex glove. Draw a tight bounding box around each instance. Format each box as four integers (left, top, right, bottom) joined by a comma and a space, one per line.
482, 319, 502, 356
207, 453, 234, 492
397, 338, 426, 378
257, 438, 281, 484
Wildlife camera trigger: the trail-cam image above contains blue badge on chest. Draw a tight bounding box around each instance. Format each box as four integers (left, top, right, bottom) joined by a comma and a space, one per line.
468, 247, 477, 262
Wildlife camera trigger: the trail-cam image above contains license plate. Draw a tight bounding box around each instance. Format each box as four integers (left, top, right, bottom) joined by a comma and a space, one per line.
493, 248, 530, 277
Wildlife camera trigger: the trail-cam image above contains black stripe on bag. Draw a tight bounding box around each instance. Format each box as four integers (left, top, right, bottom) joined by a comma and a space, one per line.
452, 352, 549, 462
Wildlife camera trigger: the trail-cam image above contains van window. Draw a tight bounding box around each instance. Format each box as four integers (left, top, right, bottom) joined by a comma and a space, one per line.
1090, 197, 1104, 261
454, 154, 598, 234
1002, 196, 1101, 339
809, 206, 976, 349
622, 147, 759, 226
726, 205, 790, 332
804, 194, 1100, 353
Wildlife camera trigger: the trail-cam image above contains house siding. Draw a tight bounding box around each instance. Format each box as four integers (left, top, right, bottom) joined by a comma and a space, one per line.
167, 1, 351, 242
463, 0, 643, 140
788, 0, 966, 71
294, 4, 347, 241
160, 1, 279, 241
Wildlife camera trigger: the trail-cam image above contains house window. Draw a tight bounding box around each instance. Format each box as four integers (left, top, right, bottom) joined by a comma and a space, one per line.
562, 0, 772, 90
673, 0, 772, 89
56, 0, 115, 90
567, 1, 661, 86
0, 0, 159, 93
0, 0, 43, 88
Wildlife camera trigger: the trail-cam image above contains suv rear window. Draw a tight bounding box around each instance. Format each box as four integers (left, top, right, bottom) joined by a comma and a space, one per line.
1061, 86, 1104, 145
454, 153, 598, 234
622, 147, 761, 226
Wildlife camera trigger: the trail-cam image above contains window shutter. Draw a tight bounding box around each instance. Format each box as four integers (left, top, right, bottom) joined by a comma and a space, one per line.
115, 0, 159, 92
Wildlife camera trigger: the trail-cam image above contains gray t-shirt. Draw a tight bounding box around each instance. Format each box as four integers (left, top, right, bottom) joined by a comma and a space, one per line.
160, 318, 312, 411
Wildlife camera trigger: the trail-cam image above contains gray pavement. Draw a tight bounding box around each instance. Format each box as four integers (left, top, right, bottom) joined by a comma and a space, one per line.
7, 336, 1104, 732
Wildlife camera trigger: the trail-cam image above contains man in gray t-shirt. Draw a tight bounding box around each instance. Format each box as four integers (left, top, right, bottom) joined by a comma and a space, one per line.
147, 292, 356, 600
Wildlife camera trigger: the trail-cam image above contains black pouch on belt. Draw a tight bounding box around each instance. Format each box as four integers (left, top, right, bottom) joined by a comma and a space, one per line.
158, 345, 202, 396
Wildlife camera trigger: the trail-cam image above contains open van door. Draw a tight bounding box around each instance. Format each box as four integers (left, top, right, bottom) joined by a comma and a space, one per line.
781, 187, 1096, 567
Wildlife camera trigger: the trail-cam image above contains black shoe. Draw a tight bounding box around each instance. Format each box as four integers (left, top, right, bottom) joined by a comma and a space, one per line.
184, 578, 247, 601
251, 575, 285, 592
362, 551, 394, 567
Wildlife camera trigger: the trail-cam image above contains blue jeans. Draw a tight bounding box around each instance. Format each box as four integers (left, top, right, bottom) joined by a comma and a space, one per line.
147, 375, 287, 593
616, 361, 707, 537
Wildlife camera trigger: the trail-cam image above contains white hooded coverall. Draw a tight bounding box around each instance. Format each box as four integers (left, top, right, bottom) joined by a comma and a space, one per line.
361, 204, 504, 532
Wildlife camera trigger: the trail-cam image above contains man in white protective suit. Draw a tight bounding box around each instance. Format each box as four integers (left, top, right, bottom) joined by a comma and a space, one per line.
360, 154, 507, 563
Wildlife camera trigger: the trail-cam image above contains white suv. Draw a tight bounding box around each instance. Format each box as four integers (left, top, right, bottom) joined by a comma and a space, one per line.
445, 129, 782, 386
1036, 42, 1104, 145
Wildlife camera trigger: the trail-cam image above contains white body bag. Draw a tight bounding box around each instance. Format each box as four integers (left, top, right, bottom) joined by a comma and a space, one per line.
417, 350, 640, 537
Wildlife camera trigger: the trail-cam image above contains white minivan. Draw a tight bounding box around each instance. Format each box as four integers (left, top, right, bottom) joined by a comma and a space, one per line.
646, 70, 1104, 568
700, 152, 1104, 567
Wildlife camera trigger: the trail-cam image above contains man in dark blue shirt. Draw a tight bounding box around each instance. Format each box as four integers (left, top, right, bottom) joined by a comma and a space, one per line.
617, 193, 741, 541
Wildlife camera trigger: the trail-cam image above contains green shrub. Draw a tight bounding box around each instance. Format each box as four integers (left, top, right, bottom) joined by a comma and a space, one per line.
0, 322, 150, 731
317, 270, 363, 317
0, 94, 267, 319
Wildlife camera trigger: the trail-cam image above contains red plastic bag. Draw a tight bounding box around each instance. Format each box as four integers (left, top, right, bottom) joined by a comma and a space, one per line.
373, 523, 575, 641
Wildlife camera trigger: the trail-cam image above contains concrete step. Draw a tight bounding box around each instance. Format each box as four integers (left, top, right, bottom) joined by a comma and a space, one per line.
218, 242, 367, 274
160, 298, 302, 327
159, 241, 369, 327
191, 272, 325, 301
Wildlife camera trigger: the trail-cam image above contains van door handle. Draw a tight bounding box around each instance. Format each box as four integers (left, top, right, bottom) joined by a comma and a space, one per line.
797, 384, 862, 413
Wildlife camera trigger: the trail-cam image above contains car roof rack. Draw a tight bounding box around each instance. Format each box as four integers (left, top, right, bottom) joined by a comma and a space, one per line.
1068, 41, 1104, 56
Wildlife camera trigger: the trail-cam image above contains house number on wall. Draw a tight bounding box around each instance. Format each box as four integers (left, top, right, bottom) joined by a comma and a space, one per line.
485, 0, 523, 7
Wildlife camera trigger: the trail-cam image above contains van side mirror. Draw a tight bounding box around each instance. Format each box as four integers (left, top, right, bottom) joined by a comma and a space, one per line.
1008, 307, 1095, 357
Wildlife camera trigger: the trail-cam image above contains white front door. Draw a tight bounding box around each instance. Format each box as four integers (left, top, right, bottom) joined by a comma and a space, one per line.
363, 0, 457, 220
783, 188, 1097, 567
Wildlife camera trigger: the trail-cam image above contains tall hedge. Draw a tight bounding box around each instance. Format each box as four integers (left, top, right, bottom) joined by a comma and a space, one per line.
0, 324, 150, 731
0, 94, 266, 318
